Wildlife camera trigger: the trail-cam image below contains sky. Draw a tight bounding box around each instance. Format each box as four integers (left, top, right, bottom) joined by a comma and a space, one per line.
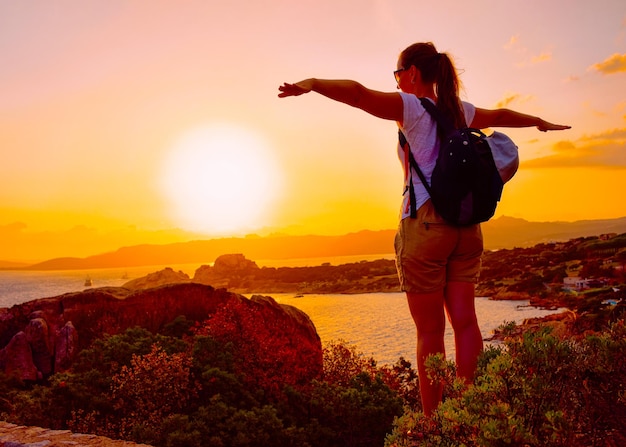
1, 0, 625, 262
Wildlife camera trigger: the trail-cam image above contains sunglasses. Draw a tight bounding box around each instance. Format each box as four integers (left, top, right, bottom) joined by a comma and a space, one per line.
394, 68, 407, 83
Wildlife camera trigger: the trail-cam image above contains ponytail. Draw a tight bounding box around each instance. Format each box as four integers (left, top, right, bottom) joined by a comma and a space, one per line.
399, 43, 465, 134
435, 53, 466, 130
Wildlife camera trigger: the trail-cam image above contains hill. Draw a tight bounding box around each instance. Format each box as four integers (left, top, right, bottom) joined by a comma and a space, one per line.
18, 215, 626, 270
0, 260, 30, 269
481, 215, 626, 249
24, 230, 395, 270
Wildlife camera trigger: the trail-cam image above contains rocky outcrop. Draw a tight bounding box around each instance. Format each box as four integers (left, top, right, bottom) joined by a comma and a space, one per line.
55, 321, 78, 372
122, 267, 190, 290
486, 310, 578, 341
193, 253, 260, 289
0, 283, 321, 382
121, 254, 401, 294
120, 254, 262, 291
25, 313, 53, 376
0, 331, 39, 381
0, 422, 152, 446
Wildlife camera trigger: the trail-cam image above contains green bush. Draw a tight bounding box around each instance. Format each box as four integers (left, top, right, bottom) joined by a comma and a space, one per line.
308, 372, 404, 447
0, 319, 408, 447
12, 311, 626, 447
385, 322, 626, 447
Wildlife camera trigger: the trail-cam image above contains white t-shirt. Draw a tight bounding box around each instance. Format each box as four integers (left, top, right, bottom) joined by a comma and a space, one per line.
397, 93, 476, 220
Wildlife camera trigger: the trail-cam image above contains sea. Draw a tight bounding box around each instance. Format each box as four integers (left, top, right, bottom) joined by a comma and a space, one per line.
0, 254, 563, 367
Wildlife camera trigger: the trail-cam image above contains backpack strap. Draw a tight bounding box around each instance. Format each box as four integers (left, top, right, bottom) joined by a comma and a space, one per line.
398, 130, 432, 219
399, 98, 459, 219
418, 97, 456, 134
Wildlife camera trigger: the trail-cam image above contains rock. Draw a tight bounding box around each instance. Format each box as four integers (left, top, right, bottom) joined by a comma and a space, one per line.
522, 310, 577, 339
0, 283, 322, 382
24, 316, 53, 376
55, 321, 78, 372
193, 254, 260, 289
213, 253, 259, 273
122, 267, 190, 290
0, 421, 153, 446
250, 294, 321, 363
0, 331, 39, 381
193, 265, 228, 288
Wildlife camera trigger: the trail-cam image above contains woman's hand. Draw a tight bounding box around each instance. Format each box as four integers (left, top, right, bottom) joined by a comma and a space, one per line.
277, 78, 403, 121
472, 108, 571, 132
278, 80, 314, 98
537, 120, 571, 132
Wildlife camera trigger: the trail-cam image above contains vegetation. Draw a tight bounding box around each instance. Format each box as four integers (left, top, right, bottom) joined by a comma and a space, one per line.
0, 318, 408, 447
478, 233, 626, 299
385, 322, 626, 446
199, 232, 626, 296
1, 232, 626, 446
2, 311, 625, 446
226, 258, 402, 294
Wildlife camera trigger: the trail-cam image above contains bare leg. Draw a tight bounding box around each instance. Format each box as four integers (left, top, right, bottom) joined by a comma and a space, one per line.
444, 281, 483, 383
406, 290, 446, 417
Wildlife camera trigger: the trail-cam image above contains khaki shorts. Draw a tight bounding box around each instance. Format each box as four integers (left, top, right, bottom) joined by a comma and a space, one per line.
394, 200, 483, 293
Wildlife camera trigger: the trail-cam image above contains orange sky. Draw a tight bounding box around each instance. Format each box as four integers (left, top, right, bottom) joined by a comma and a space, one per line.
1, 1, 625, 262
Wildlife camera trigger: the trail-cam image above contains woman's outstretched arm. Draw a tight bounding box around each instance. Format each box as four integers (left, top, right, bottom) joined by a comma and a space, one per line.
278, 78, 403, 121
471, 107, 571, 132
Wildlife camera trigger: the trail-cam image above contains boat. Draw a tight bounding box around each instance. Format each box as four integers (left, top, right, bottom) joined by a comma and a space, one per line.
84, 276, 93, 287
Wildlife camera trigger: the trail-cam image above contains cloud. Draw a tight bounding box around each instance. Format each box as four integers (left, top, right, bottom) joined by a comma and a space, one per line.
551, 140, 577, 153
494, 92, 534, 108
588, 53, 626, 75
504, 35, 519, 50
531, 52, 552, 64
504, 35, 553, 67
522, 128, 626, 169
579, 128, 626, 141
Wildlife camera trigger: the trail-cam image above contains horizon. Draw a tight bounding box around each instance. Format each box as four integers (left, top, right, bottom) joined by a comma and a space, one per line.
2, 2, 625, 263
4, 214, 626, 267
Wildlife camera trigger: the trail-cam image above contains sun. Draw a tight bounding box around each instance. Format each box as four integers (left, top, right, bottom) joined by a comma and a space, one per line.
159, 123, 282, 235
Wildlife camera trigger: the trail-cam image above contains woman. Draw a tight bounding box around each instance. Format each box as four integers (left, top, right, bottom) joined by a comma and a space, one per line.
278, 42, 570, 417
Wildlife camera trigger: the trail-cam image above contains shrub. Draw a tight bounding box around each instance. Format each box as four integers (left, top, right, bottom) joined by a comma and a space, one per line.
110, 344, 196, 442
385, 323, 626, 447
0, 324, 409, 447
307, 372, 403, 447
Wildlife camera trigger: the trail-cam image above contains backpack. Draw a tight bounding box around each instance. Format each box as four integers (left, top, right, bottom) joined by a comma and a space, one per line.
399, 97, 519, 226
